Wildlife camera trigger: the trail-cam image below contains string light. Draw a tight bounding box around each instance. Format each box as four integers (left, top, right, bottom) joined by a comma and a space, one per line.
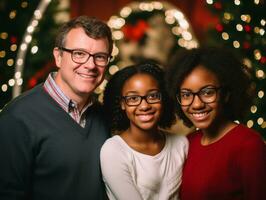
103, 1, 198, 97
109, 65, 120, 75
13, 0, 52, 98
259, 28, 265, 35
21, 1, 28, 8
261, 19, 266, 26
234, 0, 241, 6
9, 10, 17, 19
0, 51, 6, 58
247, 120, 254, 128
254, 0, 260, 5
224, 12, 232, 20
206, 0, 214, 5
10, 44, 17, 51
7, 59, 14, 67
257, 117, 264, 125
251, 105, 257, 113
236, 24, 243, 31
0, 32, 8, 39
258, 90, 264, 98
233, 40, 240, 48
221, 32, 229, 40
107, 0, 198, 61
207, 1, 266, 136
241, 14, 251, 23
253, 49, 261, 60
256, 70, 265, 79
31, 46, 38, 54
1, 84, 8, 92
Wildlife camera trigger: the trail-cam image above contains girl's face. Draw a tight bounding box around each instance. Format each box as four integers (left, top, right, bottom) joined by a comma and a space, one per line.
121, 73, 162, 132
179, 65, 223, 131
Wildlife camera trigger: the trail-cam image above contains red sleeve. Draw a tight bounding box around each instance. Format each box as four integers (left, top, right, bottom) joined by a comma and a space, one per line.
238, 133, 266, 200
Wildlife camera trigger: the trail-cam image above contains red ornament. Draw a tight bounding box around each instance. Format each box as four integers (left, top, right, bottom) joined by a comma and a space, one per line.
242, 41, 251, 49
260, 56, 266, 64
214, 2, 222, 10
244, 25, 251, 32
215, 23, 224, 32
10, 36, 17, 44
122, 20, 149, 42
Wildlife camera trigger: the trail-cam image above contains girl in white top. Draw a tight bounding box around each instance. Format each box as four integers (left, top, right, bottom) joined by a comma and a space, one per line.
101, 63, 188, 200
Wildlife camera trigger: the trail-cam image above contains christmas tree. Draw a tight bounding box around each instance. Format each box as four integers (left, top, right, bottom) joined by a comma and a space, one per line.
205, 0, 266, 139
0, 0, 63, 109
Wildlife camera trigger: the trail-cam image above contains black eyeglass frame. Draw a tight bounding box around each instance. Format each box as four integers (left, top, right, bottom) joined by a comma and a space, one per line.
176, 86, 221, 106
59, 47, 112, 67
122, 92, 162, 106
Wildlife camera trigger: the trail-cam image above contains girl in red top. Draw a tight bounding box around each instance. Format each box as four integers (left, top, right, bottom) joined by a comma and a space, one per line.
166, 47, 266, 200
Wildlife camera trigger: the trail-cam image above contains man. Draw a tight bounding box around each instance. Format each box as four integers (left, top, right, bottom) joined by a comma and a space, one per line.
0, 16, 113, 199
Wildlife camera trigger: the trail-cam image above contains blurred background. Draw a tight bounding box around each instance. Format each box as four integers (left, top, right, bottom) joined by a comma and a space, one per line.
0, 0, 265, 139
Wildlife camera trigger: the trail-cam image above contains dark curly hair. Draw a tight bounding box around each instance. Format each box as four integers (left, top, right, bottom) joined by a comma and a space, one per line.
103, 63, 176, 133
166, 47, 254, 127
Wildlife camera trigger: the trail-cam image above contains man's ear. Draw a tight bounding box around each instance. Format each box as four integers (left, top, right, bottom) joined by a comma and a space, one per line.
53, 47, 62, 68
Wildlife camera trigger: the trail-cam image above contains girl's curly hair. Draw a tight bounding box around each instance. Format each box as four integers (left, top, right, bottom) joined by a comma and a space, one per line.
103, 62, 176, 134
166, 47, 254, 127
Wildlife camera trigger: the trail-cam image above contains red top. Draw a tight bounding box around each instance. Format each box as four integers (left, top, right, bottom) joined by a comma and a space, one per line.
180, 124, 266, 200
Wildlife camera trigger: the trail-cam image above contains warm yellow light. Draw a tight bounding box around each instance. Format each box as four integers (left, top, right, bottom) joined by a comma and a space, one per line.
250, 105, 257, 113
120, 7, 132, 18
224, 12, 232, 20
234, 0, 241, 5
261, 19, 266, 26
254, 0, 260, 5
256, 70, 265, 79
258, 90, 264, 98
7, 59, 14, 66
240, 14, 251, 23
222, 32, 229, 40
257, 118, 264, 125
31, 46, 38, 54
236, 24, 243, 31
21, 1, 28, 8
0, 32, 8, 39
254, 27, 260, 34
8, 79, 15, 87
206, 0, 213, 4
233, 41, 240, 48
10, 44, 17, 51
109, 65, 119, 75
9, 10, 17, 19
112, 31, 124, 40
261, 121, 266, 128
259, 28, 265, 36
0, 51, 6, 58
1, 84, 8, 92
254, 49, 262, 60
247, 120, 254, 128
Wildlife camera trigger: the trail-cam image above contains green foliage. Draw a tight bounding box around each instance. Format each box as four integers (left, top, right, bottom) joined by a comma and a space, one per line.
0, 0, 63, 109
205, 0, 266, 139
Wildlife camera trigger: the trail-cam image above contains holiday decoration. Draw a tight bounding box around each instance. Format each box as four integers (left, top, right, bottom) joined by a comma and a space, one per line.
95, 1, 198, 102
0, 0, 68, 109
206, 0, 266, 139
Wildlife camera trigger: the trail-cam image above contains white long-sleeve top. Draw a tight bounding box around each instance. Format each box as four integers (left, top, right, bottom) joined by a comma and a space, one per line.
100, 133, 188, 200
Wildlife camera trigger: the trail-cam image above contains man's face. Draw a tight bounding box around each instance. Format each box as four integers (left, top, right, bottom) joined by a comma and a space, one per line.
53, 27, 110, 102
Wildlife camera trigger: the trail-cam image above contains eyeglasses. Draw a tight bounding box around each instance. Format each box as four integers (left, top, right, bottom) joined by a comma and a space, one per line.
176, 86, 221, 106
122, 92, 162, 106
59, 47, 111, 67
